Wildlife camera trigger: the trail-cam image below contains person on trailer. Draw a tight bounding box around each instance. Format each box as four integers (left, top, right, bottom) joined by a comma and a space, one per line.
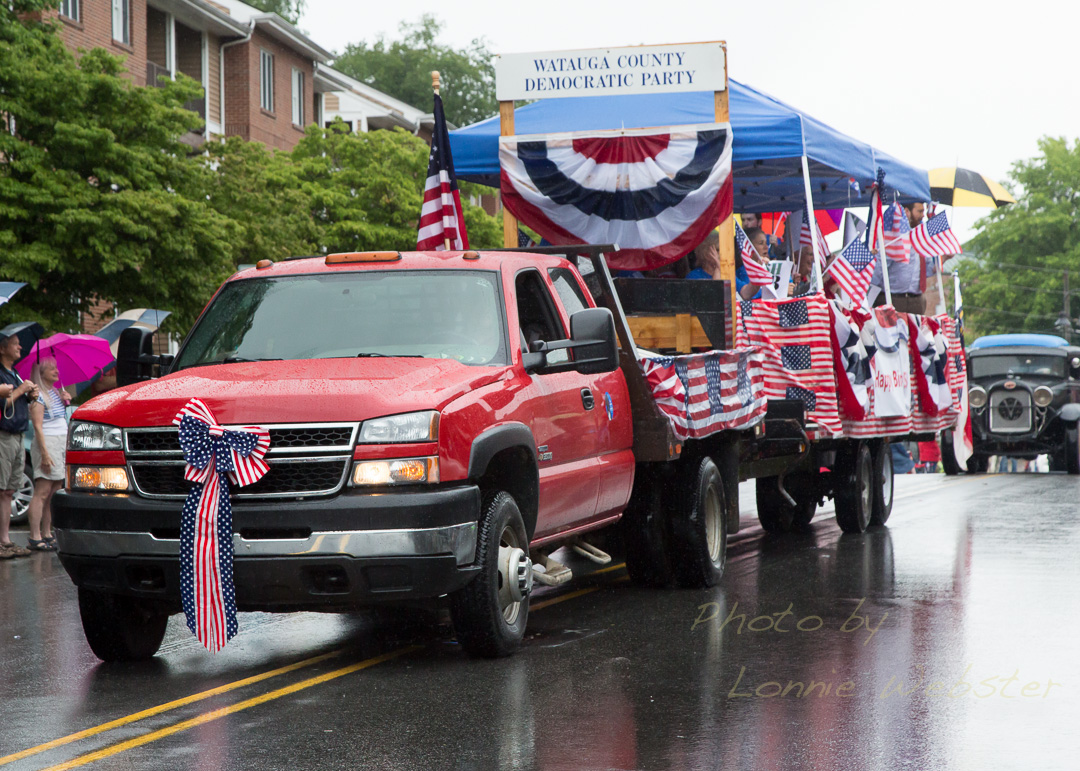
869, 201, 934, 313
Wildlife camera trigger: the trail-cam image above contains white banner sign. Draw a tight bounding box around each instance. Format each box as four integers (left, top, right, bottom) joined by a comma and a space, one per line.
759, 260, 794, 301
870, 311, 912, 418
495, 42, 726, 101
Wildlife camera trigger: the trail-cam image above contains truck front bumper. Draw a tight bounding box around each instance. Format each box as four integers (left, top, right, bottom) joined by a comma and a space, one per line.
52, 485, 481, 611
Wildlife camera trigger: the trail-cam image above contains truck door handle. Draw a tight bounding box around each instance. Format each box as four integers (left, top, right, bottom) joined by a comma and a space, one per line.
581, 388, 595, 410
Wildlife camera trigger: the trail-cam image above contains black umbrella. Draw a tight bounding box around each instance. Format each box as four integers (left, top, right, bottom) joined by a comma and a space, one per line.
0, 322, 45, 362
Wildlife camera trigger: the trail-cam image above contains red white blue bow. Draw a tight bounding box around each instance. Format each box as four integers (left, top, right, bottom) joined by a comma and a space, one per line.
173, 398, 270, 652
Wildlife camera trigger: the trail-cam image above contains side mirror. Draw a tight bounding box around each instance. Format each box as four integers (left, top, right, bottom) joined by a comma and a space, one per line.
116, 327, 159, 386
568, 307, 619, 375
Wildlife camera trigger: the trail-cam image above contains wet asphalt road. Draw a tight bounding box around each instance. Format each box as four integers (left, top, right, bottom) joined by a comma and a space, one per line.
1, 472, 1078, 771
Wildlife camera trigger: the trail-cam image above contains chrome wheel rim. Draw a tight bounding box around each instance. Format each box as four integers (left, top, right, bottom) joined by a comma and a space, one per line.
882, 449, 893, 505
497, 526, 527, 625
705, 485, 723, 562
859, 453, 873, 522
11, 469, 32, 522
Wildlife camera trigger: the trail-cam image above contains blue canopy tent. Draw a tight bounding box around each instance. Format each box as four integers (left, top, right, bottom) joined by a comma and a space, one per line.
449, 79, 930, 212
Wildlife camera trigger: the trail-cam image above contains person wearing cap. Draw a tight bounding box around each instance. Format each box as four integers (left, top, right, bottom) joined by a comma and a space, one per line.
0, 331, 38, 558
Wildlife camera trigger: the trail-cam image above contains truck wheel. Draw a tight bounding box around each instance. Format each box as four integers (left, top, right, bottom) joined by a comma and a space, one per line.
870, 441, 894, 527
669, 456, 727, 588
449, 491, 531, 658
1066, 427, 1080, 475
834, 442, 873, 534
755, 475, 817, 534
939, 432, 962, 476
621, 467, 674, 588
78, 588, 168, 662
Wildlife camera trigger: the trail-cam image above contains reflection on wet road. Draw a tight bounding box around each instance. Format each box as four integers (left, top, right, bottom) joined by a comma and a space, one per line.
2, 473, 1077, 770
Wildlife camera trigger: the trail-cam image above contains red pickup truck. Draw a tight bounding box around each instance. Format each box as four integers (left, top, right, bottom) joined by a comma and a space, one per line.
53, 249, 674, 660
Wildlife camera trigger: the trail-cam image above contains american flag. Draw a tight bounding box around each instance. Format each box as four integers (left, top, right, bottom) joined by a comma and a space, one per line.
830, 237, 877, 308
517, 228, 536, 248
910, 212, 962, 259
416, 93, 468, 251
639, 349, 767, 439
797, 206, 830, 270
882, 202, 911, 262
736, 294, 842, 436
735, 222, 772, 285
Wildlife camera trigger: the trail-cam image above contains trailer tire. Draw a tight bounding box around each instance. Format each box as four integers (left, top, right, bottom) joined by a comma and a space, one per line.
78, 588, 168, 662
755, 475, 817, 534
621, 468, 674, 588
834, 442, 873, 534
939, 432, 962, 476
669, 456, 727, 588
449, 491, 530, 658
870, 441, 894, 527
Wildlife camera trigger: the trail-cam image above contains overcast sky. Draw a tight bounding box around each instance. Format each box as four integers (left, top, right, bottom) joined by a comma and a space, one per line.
300, 0, 1079, 242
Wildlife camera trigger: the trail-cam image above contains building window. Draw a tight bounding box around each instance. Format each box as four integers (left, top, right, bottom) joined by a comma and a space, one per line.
111, 0, 129, 45
59, 0, 80, 21
260, 50, 274, 112
291, 69, 305, 125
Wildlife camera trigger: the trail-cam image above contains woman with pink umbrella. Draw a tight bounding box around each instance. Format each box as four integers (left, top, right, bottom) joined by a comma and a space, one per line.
25, 358, 70, 551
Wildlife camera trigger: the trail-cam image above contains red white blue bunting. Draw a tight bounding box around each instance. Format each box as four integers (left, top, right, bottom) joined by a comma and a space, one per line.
174, 398, 270, 653
499, 124, 733, 271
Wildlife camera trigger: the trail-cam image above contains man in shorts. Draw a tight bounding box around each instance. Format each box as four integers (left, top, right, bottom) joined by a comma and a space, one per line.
0, 331, 37, 558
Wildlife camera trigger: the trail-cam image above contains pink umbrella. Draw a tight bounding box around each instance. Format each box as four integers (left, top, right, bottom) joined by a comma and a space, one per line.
15, 333, 115, 388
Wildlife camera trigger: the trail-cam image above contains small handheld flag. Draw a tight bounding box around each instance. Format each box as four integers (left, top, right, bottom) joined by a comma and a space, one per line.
911, 212, 962, 260
736, 222, 772, 285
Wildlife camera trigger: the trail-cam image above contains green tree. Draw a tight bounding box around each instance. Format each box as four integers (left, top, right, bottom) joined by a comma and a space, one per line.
202, 137, 320, 265
243, 0, 306, 25
959, 137, 1080, 341
0, 3, 237, 332
291, 121, 501, 252
332, 15, 496, 127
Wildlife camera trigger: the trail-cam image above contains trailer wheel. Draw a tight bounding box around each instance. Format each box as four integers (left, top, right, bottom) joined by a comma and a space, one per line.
939, 432, 962, 476
834, 442, 873, 534
79, 588, 168, 662
870, 441, 894, 527
449, 491, 531, 658
621, 467, 674, 588
755, 475, 817, 534
669, 456, 727, 588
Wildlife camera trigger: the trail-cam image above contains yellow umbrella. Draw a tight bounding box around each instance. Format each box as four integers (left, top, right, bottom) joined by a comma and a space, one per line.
929, 167, 1016, 208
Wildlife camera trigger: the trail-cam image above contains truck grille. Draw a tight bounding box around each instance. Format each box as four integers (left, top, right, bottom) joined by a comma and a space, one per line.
126, 424, 357, 456
129, 458, 350, 499
988, 390, 1032, 434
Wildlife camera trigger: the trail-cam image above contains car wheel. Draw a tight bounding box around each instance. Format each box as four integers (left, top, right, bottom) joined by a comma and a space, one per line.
449, 491, 531, 658
1066, 425, 1080, 475
966, 455, 988, 474
835, 442, 873, 534
79, 588, 169, 662
10, 460, 32, 525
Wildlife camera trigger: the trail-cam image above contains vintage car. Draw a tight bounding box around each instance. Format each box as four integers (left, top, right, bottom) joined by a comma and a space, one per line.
966, 333, 1080, 473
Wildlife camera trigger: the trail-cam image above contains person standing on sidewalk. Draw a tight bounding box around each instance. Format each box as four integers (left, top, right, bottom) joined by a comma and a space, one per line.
26, 358, 69, 551
0, 331, 37, 558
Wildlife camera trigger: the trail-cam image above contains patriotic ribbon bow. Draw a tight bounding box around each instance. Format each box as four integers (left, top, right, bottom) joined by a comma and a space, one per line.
173, 398, 270, 652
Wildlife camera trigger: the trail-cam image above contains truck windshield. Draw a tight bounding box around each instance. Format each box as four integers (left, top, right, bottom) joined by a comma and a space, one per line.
970, 353, 1065, 379
173, 271, 506, 369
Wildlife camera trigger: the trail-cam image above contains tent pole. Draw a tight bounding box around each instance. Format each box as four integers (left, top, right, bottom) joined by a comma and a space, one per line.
799, 155, 825, 293
715, 56, 736, 347
499, 100, 518, 248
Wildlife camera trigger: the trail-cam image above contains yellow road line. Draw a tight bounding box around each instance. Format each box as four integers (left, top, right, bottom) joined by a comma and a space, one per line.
0, 649, 345, 767
592, 561, 626, 575
37, 647, 419, 771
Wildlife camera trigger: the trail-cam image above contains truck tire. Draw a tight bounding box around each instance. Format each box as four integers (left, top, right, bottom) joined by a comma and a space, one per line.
669, 456, 727, 588
1066, 426, 1080, 475
449, 491, 531, 658
834, 442, 873, 534
870, 441, 894, 527
939, 432, 962, 476
755, 475, 817, 534
78, 588, 168, 662
621, 467, 674, 588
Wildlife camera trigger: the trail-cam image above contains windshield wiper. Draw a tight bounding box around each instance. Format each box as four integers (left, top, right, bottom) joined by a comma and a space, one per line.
216, 356, 283, 364
355, 352, 424, 358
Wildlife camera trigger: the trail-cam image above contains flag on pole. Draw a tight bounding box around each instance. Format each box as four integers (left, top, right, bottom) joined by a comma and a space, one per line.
842, 211, 867, 246
735, 222, 772, 285
830, 237, 877, 308
417, 90, 468, 251
882, 202, 911, 262
794, 205, 829, 270
911, 212, 962, 260
867, 170, 886, 252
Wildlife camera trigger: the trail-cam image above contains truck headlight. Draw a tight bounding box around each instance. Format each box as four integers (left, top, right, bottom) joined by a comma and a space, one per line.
351, 457, 439, 486
68, 466, 131, 491
359, 411, 439, 443
1033, 386, 1054, 407
968, 386, 987, 409
69, 421, 124, 451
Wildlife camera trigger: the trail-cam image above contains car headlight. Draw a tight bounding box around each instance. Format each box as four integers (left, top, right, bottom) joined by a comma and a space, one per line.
969, 386, 988, 409
68, 466, 131, 491
68, 421, 124, 451
351, 457, 439, 486
1033, 386, 1054, 408
359, 411, 439, 443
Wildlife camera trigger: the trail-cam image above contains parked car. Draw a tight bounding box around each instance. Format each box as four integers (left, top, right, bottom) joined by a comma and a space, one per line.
965, 333, 1080, 473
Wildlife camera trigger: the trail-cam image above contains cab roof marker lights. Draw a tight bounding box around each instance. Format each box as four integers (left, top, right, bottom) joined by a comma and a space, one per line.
325, 252, 401, 265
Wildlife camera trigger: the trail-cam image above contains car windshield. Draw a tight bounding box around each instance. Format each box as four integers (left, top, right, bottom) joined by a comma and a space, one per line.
173, 270, 506, 369
970, 353, 1065, 379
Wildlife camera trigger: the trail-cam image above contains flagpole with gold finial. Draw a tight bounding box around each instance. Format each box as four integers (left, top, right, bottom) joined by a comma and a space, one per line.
432, 70, 451, 250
